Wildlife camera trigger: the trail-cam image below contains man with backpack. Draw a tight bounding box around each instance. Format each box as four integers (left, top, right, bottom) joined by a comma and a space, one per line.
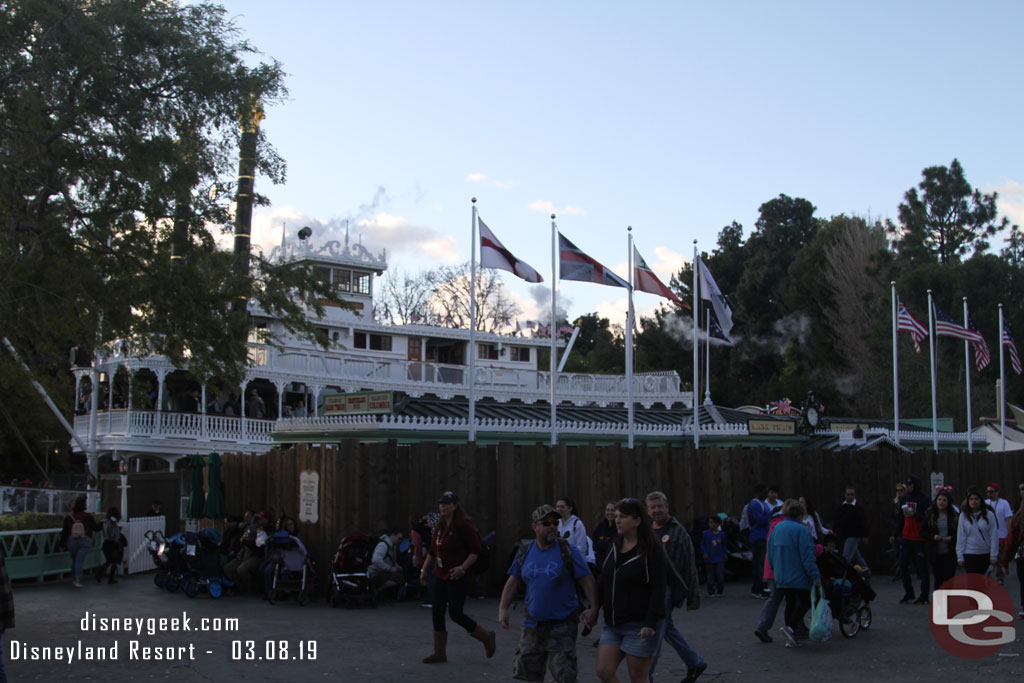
499, 505, 597, 683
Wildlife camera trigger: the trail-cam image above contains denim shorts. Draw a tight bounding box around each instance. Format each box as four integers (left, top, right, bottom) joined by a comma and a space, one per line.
598, 620, 661, 658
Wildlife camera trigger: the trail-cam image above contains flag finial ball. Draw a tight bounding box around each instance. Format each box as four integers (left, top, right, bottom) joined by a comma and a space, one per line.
471, 197, 476, 203
627, 226, 632, 232
551, 214, 556, 220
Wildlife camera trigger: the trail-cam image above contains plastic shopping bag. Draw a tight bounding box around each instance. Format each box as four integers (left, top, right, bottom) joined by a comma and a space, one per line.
809, 584, 833, 643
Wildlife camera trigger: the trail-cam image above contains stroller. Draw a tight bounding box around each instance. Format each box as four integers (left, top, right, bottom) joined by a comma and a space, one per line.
816, 547, 876, 638
150, 532, 191, 593
329, 531, 377, 608
181, 529, 232, 599
266, 531, 314, 606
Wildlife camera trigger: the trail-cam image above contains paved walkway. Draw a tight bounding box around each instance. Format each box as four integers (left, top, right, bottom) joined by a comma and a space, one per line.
7, 572, 1024, 681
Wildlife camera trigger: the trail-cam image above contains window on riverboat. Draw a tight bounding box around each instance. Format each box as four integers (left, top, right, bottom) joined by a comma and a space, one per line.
353, 332, 392, 351
477, 343, 499, 360
510, 347, 530, 362
353, 272, 371, 295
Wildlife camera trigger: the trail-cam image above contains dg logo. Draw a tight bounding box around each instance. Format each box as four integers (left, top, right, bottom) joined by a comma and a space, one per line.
930, 574, 1016, 659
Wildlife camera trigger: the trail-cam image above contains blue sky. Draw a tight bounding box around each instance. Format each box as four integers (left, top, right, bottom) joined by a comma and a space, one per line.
213, 1, 1024, 323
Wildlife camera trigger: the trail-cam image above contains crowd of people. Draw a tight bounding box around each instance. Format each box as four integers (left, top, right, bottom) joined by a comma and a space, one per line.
42, 477, 1024, 682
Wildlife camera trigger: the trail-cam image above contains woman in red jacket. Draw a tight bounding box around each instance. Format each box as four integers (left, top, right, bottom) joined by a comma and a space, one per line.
419, 491, 495, 664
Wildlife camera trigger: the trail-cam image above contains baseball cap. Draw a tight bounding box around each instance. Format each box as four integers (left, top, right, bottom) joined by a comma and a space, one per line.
531, 504, 559, 523
988, 483, 1000, 492
438, 491, 459, 504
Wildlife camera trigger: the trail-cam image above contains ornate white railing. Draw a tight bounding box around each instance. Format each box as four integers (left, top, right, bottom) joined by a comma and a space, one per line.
74, 412, 276, 445
276, 413, 746, 438
261, 347, 685, 407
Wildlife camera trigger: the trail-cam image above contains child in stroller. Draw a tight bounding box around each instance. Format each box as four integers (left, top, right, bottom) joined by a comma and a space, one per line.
816, 534, 876, 638
330, 531, 377, 608
264, 521, 312, 605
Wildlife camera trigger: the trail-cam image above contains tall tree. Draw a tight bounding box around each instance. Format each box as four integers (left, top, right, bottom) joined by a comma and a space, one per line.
0, 0, 336, 386
890, 159, 1007, 265
426, 263, 520, 332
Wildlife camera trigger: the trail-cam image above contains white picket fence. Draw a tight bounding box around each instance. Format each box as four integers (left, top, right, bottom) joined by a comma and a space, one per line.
123, 515, 165, 575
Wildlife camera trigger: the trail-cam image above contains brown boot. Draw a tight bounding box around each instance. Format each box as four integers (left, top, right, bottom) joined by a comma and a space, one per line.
471, 623, 496, 658
422, 631, 447, 663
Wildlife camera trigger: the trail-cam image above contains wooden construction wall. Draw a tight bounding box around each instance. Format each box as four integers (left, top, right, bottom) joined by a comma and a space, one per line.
218, 442, 1024, 593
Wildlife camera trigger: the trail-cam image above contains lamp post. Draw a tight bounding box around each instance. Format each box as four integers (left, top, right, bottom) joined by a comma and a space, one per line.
118, 457, 130, 520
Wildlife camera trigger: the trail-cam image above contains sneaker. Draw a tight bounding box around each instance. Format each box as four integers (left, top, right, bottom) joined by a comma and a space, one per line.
913, 596, 928, 605
780, 626, 798, 648
751, 592, 767, 600
72, 580, 83, 588
683, 662, 708, 683
754, 629, 772, 643
899, 593, 915, 604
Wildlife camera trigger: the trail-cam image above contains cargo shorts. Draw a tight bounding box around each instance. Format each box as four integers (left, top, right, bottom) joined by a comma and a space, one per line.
512, 620, 578, 683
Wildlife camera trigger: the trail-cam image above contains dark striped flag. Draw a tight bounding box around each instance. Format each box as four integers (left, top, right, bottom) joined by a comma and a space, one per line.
897, 297, 928, 353
933, 304, 985, 343
966, 311, 990, 371
1003, 319, 1022, 375
558, 233, 629, 288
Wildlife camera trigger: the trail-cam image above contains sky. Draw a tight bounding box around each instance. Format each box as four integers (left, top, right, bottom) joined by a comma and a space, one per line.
210, 0, 1024, 325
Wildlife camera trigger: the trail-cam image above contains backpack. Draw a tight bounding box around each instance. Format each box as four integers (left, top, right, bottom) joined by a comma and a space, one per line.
69, 513, 87, 539
739, 504, 750, 531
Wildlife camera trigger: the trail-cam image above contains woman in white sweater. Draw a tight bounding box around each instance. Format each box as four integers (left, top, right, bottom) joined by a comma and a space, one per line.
956, 487, 1000, 574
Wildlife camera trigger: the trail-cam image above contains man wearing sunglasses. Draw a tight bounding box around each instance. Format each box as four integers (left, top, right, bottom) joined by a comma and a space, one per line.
500, 505, 597, 683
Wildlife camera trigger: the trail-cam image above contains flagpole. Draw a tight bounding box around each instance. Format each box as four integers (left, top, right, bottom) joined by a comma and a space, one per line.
469, 198, 478, 443
1000, 303, 1006, 451
963, 297, 972, 454
550, 214, 558, 447
626, 227, 635, 449
928, 290, 938, 451
891, 282, 899, 444
692, 241, 700, 449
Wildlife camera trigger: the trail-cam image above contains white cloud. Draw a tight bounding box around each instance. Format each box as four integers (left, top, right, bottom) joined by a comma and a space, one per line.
652, 246, 688, 281
527, 200, 588, 216
466, 172, 519, 189
356, 212, 460, 263
988, 179, 1024, 237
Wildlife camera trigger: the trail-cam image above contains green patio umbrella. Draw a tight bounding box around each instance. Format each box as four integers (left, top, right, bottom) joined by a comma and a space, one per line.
186, 454, 206, 519
204, 452, 226, 519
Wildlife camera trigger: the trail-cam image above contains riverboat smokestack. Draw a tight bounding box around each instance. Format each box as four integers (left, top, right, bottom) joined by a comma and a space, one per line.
232, 96, 264, 313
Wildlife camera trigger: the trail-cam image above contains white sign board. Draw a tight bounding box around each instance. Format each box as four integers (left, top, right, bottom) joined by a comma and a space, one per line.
299, 470, 320, 524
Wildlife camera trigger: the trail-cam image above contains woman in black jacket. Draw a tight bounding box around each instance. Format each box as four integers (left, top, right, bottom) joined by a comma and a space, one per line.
921, 489, 958, 592
595, 498, 666, 683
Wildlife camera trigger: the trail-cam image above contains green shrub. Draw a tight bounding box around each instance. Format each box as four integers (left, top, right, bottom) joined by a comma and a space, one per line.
0, 513, 65, 532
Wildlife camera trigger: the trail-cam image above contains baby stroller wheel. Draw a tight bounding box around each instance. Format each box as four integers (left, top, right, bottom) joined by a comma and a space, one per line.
165, 575, 179, 593
838, 603, 860, 638
154, 571, 167, 589
208, 580, 224, 599
857, 604, 872, 630
183, 576, 198, 598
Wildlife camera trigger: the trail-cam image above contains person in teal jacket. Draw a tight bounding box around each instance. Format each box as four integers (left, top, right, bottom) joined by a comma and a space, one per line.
767, 500, 821, 648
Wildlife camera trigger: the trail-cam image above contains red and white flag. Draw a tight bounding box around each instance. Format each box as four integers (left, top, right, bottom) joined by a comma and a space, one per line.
479, 218, 542, 283
633, 246, 689, 308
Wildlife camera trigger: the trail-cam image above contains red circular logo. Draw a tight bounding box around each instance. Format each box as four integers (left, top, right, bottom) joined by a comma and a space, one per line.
929, 573, 1016, 659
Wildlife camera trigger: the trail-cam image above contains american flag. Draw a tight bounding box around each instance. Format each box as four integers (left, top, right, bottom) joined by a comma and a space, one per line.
1003, 319, 1023, 375
933, 303, 985, 343
966, 311, 990, 371
897, 297, 928, 353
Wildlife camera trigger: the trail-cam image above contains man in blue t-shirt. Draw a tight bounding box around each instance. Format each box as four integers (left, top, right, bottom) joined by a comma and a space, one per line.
499, 504, 597, 683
